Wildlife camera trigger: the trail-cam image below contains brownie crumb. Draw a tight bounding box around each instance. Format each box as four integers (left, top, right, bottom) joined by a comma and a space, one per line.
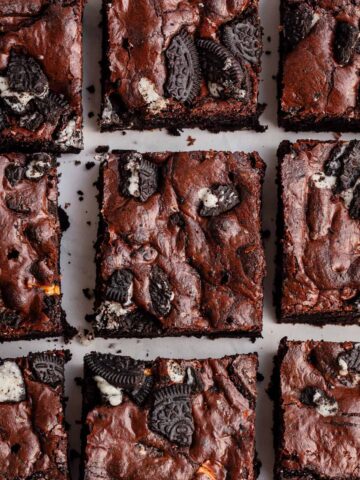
88, 111, 94, 118
257, 372, 265, 382
82, 288, 94, 300
86, 221, 92, 226
95, 145, 109, 153
87, 85, 95, 94
58, 206, 70, 232
78, 329, 94, 346
186, 135, 196, 146
74, 160, 81, 166
262, 229, 271, 239
85, 313, 95, 323
85, 161, 95, 170
74, 377, 83, 387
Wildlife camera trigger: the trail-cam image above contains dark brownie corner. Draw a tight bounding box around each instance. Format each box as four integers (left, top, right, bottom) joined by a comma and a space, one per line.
0, 0, 84, 153
100, 0, 265, 132
0, 349, 70, 479
279, 1, 360, 132
94, 150, 266, 339
82, 352, 258, 480
277, 139, 360, 325
273, 338, 360, 479
0, 152, 72, 341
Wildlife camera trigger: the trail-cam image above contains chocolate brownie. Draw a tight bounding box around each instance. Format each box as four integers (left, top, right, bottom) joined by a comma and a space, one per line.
273, 338, 360, 479
82, 352, 258, 480
94, 150, 266, 338
0, 0, 84, 153
0, 153, 69, 341
277, 140, 360, 325
100, 0, 265, 132
279, 1, 360, 132
0, 350, 70, 479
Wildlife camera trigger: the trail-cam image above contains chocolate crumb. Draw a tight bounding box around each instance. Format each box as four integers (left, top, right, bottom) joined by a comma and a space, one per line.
85, 161, 95, 170
95, 145, 110, 153
74, 160, 81, 166
82, 288, 94, 300
87, 85, 95, 94
187, 135, 196, 146
88, 112, 94, 118
58, 206, 70, 232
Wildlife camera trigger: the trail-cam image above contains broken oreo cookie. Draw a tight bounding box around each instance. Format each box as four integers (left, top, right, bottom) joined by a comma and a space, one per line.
165, 30, 201, 104
5, 164, 24, 187
105, 269, 133, 304
30, 352, 64, 387
338, 344, 360, 375
283, 4, 314, 48
333, 21, 359, 65
196, 39, 248, 101
149, 384, 194, 447
199, 184, 240, 217
7, 51, 49, 97
300, 386, 338, 417
222, 15, 262, 65
119, 152, 158, 202
149, 266, 173, 317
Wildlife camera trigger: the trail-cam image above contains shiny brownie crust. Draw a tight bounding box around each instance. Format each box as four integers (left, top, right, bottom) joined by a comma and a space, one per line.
0, 153, 68, 341
82, 352, 258, 480
278, 1, 360, 132
100, 0, 265, 132
277, 140, 360, 325
0, 350, 70, 480
0, 0, 84, 153
273, 338, 360, 479
94, 150, 266, 338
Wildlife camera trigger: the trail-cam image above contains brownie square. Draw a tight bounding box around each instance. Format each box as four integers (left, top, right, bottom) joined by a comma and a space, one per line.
0, 350, 70, 479
100, 0, 265, 132
0, 153, 69, 341
94, 150, 266, 338
277, 140, 360, 325
273, 338, 360, 479
278, 1, 360, 132
0, 0, 84, 153
82, 352, 258, 480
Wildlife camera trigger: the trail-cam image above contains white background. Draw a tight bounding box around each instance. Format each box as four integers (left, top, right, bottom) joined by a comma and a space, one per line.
1, 1, 359, 479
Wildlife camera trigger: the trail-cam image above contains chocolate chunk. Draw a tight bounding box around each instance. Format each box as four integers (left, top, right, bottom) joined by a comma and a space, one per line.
324, 144, 345, 177
199, 185, 240, 217
333, 22, 359, 65
105, 269, 133, 304
196, 39, 247, 101
338, 345, 360, 374
149, 384, 194, 447
283, 4, 314, 48
149, 266, 173, 317
336, 140, 360, 192
7, 51, 49, 97
5, 193, 31, 214
165, 30, 201, 104
300, 387, 338, 416
4, 164, 24, 187
222, 15, 262, 64
119, 152, 158, 202
30, 352, 64, 386
349, 184, 360, 220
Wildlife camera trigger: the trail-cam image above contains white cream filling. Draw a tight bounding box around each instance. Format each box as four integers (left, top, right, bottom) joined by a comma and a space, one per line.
198, 188, 219, 209
313, 391, 338, 417
0, 76, 48, 114
94, 376, 123, 406
167, 360, 185, 383
311, 172, 360, 207
0, 361, 26, 403
138, 78, 167, 113
25, 158, 51, 179
56, 118, 82, 149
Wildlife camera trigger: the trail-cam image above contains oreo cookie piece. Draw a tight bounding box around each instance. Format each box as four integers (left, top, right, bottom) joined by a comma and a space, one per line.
324, 144, 346, 177
149, 384, 194, 447
19, 110, 45, 131
336, 140, 360, 192
5, 192, 31, 214
149, 266, 173, 317
34, 92, 69, 125
300, 386, 338, 417
30, 352, 64, 386
199, 184, 240, 217
119, 152, 158, 202
196, 39, 247, 101
7, 51, 49, 97
222, 15, 262, 64
283, 4, 314, 48
338, 344, 360, 375
105, 269, 133, 304
25, 153, 52, 180
165, 29, 201, 104
349, 184, 360, 220
4, 164, 24, 187
333, 21, 359, 65
0, 108, 8, 130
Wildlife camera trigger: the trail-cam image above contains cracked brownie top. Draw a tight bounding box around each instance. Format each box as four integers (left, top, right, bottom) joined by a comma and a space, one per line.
279, 0, 360, 130
95, 150, 266, 338
0, 350, 69, 480
275, 338, 360, 479
278, 140, 360, 323
101, 0, 264, 131
0, 0, 84, 152
83, 352, 258, 480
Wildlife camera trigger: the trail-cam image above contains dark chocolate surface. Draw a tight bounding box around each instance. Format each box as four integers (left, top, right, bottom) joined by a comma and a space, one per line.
95, 150, 266, 338
0, 350, 69, 480
274, 338, 360, 479
0, 152, 66, 341
0, 0, 84, 152
82, 352, 258, 480
279, 0, 360, 131
278, 140, 360, 324
101, 0, 264, 132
